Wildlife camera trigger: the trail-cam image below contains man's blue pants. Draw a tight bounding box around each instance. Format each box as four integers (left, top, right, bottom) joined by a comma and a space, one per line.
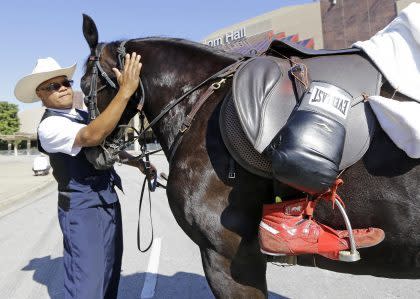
58, 202, 123, 299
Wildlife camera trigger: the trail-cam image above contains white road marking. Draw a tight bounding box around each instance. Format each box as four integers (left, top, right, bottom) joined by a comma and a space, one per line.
140, 237, 162, 299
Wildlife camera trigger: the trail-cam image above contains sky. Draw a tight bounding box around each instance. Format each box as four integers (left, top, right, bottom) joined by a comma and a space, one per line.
0, 0, 313, 112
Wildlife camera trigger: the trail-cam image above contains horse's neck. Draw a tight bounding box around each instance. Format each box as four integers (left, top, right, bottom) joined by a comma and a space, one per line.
141, 41, 235, 156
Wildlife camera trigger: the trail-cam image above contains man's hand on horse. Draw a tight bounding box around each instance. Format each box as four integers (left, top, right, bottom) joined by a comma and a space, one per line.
112, 52, 142, 98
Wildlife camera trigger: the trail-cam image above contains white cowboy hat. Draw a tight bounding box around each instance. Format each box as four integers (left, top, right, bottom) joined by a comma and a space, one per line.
14, 57, 76, 103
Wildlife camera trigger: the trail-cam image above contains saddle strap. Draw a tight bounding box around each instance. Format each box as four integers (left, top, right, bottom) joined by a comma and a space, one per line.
167, 59, 248, 164
179, 78, 229, 133
290, 57, 311, 101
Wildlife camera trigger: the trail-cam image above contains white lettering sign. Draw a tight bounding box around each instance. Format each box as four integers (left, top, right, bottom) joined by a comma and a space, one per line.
207, 28, 246, 47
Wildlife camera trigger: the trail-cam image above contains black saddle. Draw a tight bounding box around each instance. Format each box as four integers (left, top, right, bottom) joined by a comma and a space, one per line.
268, 38, 362, 57
219, 40, 382, 178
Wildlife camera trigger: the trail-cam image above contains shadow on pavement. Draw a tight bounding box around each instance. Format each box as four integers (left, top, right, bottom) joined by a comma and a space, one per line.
297, 254, 420, 279
22, 256, 63, 298
22, 256, 286, 298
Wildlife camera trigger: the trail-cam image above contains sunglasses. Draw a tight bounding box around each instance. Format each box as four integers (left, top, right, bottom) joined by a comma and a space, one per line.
37, 79, 74, 92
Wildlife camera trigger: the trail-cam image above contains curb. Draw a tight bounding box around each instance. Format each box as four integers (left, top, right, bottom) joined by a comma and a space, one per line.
0, 177, 56, 213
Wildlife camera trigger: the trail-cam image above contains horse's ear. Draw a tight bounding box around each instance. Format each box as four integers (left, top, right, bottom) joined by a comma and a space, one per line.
82, 14, 98, 51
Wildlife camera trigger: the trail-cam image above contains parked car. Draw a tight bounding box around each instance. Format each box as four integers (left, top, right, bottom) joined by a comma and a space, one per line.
32, 154, 51, 176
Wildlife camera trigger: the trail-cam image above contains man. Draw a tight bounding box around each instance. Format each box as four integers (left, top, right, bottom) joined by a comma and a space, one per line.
14, 53, 145, 298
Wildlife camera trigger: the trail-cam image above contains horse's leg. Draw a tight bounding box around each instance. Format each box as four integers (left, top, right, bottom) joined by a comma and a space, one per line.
200, 246, 267, 299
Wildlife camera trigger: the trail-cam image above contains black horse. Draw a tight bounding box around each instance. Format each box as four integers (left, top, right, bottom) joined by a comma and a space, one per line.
81, 15, 420, 298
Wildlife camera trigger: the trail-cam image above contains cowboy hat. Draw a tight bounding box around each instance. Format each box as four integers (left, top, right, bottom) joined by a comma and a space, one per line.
14, 57, 76, 103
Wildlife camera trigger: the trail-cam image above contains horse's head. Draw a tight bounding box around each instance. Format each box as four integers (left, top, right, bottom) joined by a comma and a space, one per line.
80, 14, 241, 156
80, 14, 141, 134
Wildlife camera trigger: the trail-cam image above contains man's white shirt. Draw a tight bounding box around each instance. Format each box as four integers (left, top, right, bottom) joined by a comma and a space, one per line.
38, 108, 86, 156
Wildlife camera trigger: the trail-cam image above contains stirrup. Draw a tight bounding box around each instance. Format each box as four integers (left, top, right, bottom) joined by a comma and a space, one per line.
316, 179, 360, 262
332, 199, 360, 262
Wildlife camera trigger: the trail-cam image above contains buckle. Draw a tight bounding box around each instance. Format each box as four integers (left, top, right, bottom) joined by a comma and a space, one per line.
179, 123, 190, 133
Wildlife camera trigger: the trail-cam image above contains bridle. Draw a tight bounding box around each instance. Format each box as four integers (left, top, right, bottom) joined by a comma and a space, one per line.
84, 40, 163, 253
85, 40, 146, 121
84, 40, 246, 169
84, 41, 155, 185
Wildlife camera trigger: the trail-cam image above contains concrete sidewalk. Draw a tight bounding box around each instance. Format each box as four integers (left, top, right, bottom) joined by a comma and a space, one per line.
0, 155, 56, 212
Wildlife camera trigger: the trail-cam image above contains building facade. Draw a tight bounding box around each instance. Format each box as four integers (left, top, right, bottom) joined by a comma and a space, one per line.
321, 0, 419, 49
203, 0, 420, 51
203, 2, 323, 53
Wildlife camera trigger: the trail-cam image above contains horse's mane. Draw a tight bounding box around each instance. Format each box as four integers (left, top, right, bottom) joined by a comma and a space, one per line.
83, 37, 241, 71
131, 37, 241, 60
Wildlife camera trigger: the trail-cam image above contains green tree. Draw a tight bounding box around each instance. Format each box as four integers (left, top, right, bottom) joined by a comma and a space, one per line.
0, 102, 20, 135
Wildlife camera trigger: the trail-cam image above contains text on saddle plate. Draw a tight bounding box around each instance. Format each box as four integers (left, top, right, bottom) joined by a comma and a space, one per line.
308, 85, 351, 119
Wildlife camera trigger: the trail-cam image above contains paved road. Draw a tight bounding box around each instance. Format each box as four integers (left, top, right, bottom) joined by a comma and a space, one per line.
0, 155, 54, 211
0, 154, 418, 298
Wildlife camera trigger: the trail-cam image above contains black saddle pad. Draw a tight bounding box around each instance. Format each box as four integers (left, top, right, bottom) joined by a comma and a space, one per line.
220, 90, 272, 178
